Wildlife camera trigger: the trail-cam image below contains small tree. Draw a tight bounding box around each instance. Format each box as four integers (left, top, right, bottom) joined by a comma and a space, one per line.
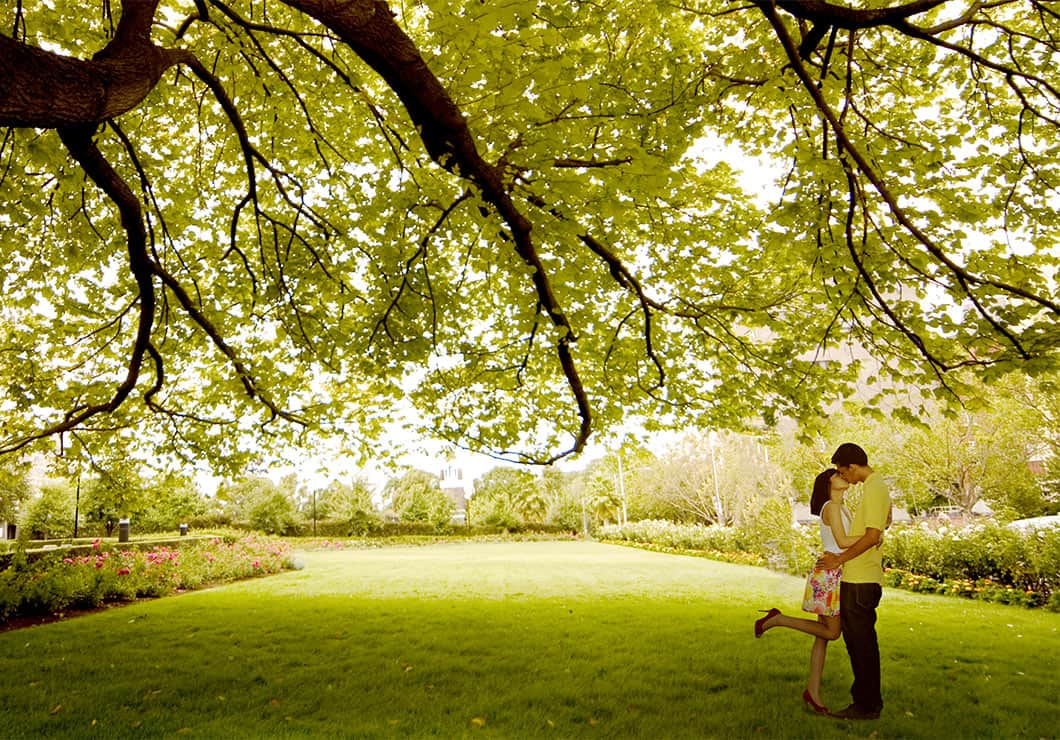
314, 477, 380, 534
385, 470, 452, 529
136, 474, 210, 533
80, 461, 147, 536
472, 467, 539, 529
647, 431, 785, 527
0, 461, 33, 524
21, 482, 75, 540
218, 475, 302, 535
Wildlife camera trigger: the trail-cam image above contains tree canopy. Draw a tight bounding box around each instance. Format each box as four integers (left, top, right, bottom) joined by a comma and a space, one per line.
1, 0, 1057, 470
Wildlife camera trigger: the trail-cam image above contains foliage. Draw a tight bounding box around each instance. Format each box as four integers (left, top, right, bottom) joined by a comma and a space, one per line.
384, 469, 453, 528
133, 473, 210, 533
0, 1, 1057, 473
0, 460, 32, 523
599, 509, 819, 576
600, 518, 1059, 609
19, 482, 75, 540
882, 522, 1060, 603
599, 519, 760, 559
767, 375, 1057, 520
471, 466, 547, 529
0, 534, 292, 623
290, 528, 580, 551
79, 461, 148, 536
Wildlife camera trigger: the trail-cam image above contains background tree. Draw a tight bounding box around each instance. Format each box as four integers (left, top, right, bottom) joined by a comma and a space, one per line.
575, 442, 661, 524
80, 458, 148, 536
216, 474, 301, 534
539, 467, 583, 531
314, 477, 376, 519
384, 469, 452, 528
1003, 372, 1060, 515
247, 488, 303, 536
471, 467, 540, 529
767, 373, 1057, 520
0, 460, 33, 525
647, 431, 786, 526
135, 472, 210, 532
312, 476, 380, 534
886, 407, 1042, 519
20, 482, 75, 540
0, 1, 1057, 472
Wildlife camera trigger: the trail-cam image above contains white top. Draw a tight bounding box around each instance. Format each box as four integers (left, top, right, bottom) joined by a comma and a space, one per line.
819, 500, 852, 554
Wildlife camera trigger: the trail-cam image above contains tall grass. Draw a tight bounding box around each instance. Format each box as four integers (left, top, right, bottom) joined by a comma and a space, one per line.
0, 541, 1056, 738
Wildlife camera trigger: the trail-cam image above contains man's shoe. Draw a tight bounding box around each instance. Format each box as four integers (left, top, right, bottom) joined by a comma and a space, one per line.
830, 704, 880, 720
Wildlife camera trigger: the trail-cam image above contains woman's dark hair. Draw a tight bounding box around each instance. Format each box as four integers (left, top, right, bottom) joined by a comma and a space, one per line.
810, 468, 836, 516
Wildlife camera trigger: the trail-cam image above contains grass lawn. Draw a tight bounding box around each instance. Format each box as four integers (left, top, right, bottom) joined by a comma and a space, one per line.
0, 540, 1056, 738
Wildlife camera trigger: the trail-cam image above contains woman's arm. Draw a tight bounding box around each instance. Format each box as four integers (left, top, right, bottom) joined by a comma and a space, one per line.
822, 503, 859, 548
817, 528, 882, 570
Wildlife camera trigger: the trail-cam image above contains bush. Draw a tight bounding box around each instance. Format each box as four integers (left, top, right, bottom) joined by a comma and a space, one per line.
601, 518, 1058, 609
247, 491, 302, 536
882, 522, 1059, 600
598, 520, 767, 569
0, 534, 293, 624
740, 498, 819, 576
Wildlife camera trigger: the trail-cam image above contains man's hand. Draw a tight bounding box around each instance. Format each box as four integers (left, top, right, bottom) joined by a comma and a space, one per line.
816, 552, 842, 570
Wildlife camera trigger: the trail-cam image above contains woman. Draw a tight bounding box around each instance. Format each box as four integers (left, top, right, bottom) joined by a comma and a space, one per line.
753, 468, 857, 714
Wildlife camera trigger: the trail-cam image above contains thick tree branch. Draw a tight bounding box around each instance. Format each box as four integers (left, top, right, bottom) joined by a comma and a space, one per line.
757, 1, 1059, 363
283, 0, 592, 462
0, 0, 188, 128
0, 123, 157, 454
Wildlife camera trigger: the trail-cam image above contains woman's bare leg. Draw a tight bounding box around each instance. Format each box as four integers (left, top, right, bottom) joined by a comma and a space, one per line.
761, 611, 841, 641
806, 620, 833, 706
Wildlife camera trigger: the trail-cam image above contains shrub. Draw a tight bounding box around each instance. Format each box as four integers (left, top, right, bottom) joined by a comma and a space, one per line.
882, 522, 1059, 600
0, 534, 293, 624
602, 518, 1057, 608
247, 491, 302, 536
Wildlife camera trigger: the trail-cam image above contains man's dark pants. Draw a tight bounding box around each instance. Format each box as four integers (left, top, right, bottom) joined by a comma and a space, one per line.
839, 581, 883, 713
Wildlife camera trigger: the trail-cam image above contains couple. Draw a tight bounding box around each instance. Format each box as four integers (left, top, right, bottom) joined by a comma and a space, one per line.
754, 443, 891, 721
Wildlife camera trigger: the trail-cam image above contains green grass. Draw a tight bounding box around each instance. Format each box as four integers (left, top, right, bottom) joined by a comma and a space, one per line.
0, 541, 1056, 738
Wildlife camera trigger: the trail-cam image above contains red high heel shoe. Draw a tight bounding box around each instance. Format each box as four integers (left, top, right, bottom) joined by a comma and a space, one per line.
754, 608, 781, 638
802, 689, 829, 714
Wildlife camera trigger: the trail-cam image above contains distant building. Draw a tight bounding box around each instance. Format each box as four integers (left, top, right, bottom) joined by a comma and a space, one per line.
439, 465, 469, 524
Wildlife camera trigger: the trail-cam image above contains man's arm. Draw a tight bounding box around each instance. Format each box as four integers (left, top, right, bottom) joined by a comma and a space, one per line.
816, 527, 882, 570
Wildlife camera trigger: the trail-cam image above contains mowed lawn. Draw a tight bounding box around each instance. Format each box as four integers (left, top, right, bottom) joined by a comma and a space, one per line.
0, 541, 1056, 738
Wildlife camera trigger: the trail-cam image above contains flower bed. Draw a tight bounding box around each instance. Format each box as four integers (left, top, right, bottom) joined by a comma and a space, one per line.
0, 533, 293, 624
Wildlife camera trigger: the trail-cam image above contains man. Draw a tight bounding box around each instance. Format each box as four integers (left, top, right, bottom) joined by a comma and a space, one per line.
816, 442, 891, 720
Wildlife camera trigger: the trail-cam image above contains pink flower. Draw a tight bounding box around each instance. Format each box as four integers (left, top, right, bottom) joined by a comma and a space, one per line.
92, 538, 101, 550
117, 567, 131, 576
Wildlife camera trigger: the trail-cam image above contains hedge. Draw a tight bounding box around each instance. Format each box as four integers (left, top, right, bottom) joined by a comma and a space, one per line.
599, 519, 1060, 611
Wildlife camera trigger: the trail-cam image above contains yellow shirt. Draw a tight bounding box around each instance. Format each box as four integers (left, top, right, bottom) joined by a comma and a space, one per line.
842, 471, 891, 584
